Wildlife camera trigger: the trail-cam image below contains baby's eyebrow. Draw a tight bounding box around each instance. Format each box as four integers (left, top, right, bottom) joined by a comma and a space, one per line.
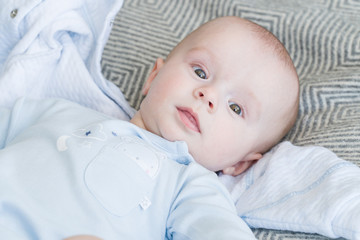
187, 46, 208, 54
186, 47, 215, 61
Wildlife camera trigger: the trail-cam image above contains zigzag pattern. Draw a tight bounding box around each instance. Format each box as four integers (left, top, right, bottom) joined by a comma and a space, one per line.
331, 0, 360, 13
253, 228, 331, 240
101, 1, 360, 239
289, 76, 360, 162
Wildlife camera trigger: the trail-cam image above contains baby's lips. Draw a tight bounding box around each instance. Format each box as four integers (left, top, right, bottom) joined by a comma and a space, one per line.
177, 107, 201, 133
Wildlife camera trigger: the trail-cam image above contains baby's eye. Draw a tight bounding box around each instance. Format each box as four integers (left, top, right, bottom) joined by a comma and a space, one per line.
193, 66, 207, 79
229, 102, 242, 116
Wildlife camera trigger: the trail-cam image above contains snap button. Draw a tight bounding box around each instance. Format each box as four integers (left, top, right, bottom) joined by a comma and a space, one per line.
139, 197, 151, 210
10, 9, 18, 18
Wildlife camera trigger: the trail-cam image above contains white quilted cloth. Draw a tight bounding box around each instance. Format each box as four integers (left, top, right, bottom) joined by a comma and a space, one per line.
0, 0, 135, 120
220, 142, 360, 239
0, 0, 359, 239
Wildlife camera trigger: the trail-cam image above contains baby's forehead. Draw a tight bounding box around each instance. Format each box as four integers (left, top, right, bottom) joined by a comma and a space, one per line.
184, 29, 273, 63
176, 18, 298, 94
189, 18, 292, 65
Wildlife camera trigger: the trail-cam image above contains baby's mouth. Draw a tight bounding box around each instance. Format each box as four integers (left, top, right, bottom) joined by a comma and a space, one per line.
177, 107, 201, 133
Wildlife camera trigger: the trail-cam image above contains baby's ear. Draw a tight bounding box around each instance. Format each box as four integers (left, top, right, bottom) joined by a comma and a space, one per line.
222, 152, 262, 176
142, 58, 165, 95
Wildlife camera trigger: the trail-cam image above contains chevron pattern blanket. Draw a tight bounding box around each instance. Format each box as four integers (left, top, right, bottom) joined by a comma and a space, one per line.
101, 1, 360, 239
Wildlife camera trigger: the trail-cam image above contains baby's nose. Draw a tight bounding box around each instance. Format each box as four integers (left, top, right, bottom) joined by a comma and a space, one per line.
195, 88, 216, 111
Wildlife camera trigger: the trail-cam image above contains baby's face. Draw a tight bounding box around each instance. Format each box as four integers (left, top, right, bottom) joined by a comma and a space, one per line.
133, 18, 298, 174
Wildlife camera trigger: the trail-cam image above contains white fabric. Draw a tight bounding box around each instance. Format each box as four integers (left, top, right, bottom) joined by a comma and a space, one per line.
0, 0, 359, 239
0, 0, 135, 120
220, 142, 360, 239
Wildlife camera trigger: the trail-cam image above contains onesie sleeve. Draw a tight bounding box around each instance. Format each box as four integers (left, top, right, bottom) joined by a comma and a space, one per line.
166, 163, 256, 240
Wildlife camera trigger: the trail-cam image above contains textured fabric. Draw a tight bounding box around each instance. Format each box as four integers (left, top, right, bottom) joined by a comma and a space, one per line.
220, 141, 360, 239
0, 98, 256, 239
0, 0, 135, 120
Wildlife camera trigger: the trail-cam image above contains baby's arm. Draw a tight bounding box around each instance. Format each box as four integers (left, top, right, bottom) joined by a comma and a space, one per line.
166, 164, 256, 239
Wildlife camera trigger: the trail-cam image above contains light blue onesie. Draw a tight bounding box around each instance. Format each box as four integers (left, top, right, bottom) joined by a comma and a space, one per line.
0, 98, 255, 239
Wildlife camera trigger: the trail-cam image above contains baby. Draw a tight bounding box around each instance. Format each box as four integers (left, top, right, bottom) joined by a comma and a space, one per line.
132, 16, 299, 175
0, 17, 298, 239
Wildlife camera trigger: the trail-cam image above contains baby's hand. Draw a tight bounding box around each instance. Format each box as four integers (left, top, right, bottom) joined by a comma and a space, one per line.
64, 235, 102, 240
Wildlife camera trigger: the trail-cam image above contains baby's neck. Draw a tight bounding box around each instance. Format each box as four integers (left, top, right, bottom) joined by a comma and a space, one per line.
130, 111, 146, 130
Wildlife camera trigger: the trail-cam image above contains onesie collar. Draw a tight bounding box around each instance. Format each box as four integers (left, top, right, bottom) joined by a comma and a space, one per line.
125, 121, 195, 166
